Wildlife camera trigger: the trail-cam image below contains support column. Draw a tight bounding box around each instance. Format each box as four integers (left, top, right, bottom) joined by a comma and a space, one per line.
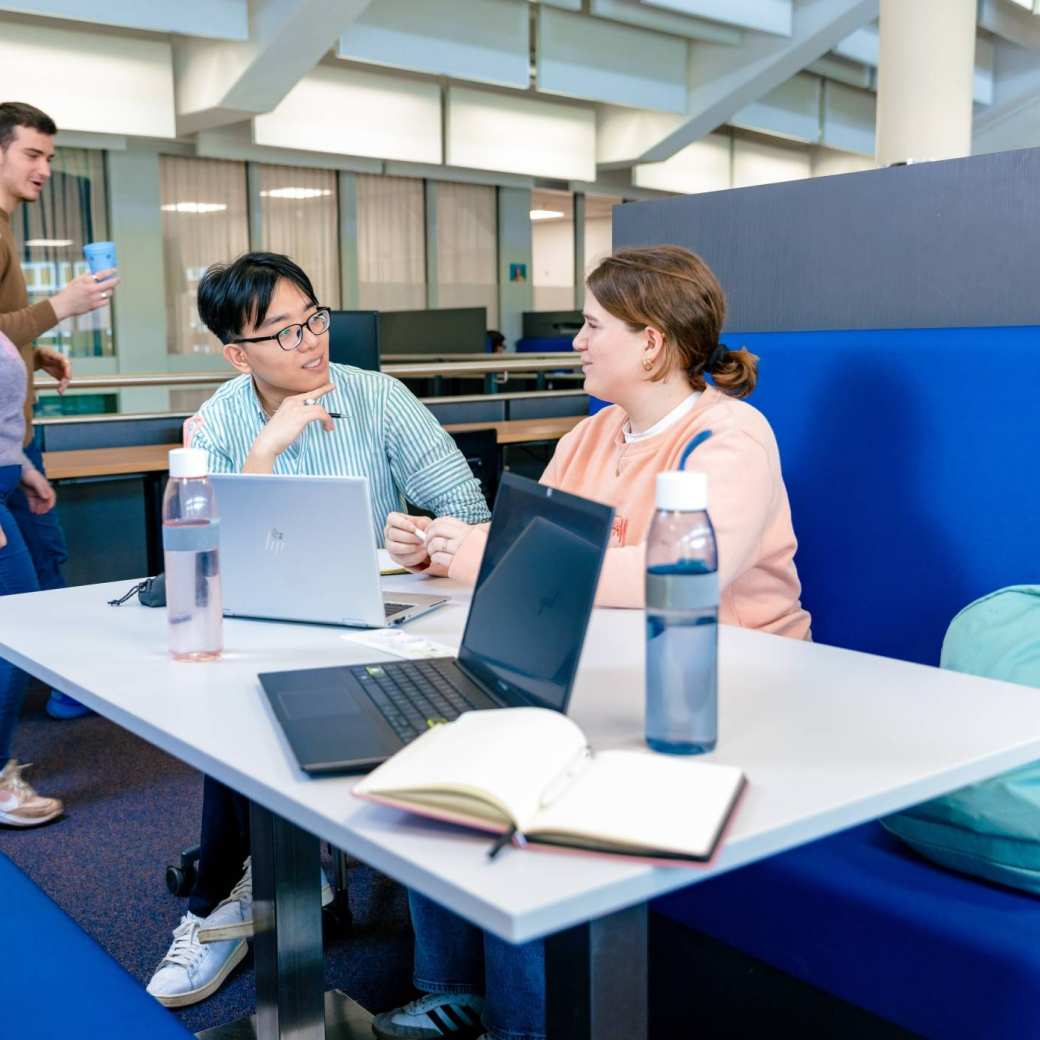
338, 172, 360, 310
572, 192, 586, 310
876, 0, 975, 166
496, 186, 533, 350
424, 180, 439, 310
106, 148, 170, 413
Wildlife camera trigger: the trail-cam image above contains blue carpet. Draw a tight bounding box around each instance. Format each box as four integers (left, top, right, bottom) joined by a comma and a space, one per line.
0, 684, 415, 1034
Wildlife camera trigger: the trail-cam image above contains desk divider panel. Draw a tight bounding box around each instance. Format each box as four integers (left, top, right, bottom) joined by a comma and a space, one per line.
612, 151, 1040, 664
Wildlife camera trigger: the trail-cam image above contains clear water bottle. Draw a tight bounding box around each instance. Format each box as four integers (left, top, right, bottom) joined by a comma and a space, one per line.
645, 471, 718, 754
162, 448, 222, 662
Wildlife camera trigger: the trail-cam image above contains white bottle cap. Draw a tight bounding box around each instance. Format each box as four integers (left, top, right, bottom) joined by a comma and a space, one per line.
168, 448, 208, 479
656, 470, 707, 511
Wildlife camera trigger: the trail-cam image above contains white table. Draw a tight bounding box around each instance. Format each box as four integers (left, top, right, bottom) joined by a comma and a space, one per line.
4, 571, 1040, 1039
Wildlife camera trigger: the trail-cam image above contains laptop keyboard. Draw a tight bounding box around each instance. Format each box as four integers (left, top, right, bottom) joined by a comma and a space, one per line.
383, 602, 410, 617
351, 660, 482, 743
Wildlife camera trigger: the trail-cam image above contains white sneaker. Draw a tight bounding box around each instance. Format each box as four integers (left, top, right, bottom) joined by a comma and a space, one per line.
146, 912, 247, 1008
197, 857, 335, 943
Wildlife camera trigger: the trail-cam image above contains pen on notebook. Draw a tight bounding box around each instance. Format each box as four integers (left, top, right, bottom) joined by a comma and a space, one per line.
488, 825, 524, 860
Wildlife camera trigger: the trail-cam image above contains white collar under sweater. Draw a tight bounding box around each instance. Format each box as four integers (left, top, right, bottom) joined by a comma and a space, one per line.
622, 391, 701, 444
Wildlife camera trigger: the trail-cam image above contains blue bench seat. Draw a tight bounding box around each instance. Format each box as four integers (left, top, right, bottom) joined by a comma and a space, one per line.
654, 822, 1040, 1039
2, 852, 194, 1039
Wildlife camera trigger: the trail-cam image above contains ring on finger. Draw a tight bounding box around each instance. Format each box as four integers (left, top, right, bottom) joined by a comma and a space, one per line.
303, 397, 318, 406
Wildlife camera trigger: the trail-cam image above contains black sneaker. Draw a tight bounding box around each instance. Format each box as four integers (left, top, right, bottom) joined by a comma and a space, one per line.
372, 992, 485, 1038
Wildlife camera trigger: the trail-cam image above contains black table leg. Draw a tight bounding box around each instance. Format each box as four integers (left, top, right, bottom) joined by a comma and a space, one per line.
250, 802, 326, 1040
545, 903, 648, 1040
143, 472, 165, 576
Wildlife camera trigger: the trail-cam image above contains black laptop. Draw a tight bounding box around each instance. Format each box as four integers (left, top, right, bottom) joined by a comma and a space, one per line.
258, 474, 614, 775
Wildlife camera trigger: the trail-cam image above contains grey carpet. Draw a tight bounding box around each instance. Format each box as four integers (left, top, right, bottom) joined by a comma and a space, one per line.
0, 684, 415, 1035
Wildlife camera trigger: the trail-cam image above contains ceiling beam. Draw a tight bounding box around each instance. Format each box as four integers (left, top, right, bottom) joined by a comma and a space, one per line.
173, 0, 372, 135
974, 38, 1040, 154
978, 0, 1040, 50
600, 0, 877, 168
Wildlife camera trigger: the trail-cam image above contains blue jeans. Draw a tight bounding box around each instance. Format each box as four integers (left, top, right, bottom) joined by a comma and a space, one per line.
409, 889, 546, 1040
6, 431, 68, 593
0, 465, 40, 762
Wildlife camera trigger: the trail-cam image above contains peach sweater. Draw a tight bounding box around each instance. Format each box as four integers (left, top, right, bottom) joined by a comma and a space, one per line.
449, 386, 811, 640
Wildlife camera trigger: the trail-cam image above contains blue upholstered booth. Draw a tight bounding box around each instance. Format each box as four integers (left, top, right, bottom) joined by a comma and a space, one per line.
2, 853, 194, 1038
654, 326, 1040, 1038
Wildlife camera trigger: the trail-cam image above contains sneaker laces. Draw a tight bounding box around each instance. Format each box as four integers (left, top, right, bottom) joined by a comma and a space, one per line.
223, 858, 252, 906
162, 916, 205, 970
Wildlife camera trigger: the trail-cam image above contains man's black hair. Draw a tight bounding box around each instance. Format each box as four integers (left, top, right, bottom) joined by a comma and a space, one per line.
0, 102, 57, 151
197, 252, 318, 344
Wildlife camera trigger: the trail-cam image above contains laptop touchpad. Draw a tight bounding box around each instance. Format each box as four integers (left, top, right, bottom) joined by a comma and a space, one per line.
277, 688, 360, 721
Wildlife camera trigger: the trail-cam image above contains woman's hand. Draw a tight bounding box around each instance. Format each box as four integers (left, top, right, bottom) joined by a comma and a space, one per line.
245, 384, 335, 473
424, 516, 472, 577
385, 512, 432, 570
20, 468, 56, 514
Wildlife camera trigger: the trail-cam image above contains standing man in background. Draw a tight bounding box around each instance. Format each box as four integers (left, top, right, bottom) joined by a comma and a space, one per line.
0, 102, 119, 719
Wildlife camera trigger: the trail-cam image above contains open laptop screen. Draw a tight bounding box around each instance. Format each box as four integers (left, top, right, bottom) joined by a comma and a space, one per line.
457, 474, 613, 713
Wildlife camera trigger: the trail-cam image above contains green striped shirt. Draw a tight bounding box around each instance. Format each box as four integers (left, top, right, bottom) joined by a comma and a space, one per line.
189, 363, 490, 544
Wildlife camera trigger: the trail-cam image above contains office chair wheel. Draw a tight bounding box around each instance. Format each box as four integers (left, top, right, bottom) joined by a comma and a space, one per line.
165, 864, 193, 897
322, 890, 353, 939
165, 844, 201, 897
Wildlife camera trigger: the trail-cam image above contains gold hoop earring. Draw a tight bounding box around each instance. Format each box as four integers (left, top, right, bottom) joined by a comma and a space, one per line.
641, 355, 653, 372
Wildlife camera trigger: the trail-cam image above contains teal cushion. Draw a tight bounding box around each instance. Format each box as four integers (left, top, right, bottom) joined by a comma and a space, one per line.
884, 586, 1040, 892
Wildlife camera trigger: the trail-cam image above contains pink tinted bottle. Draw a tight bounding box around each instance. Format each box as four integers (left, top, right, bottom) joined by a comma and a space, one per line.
162, 449, 222, 661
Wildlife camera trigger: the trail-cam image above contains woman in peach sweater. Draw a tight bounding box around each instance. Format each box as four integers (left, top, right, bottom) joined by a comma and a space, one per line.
387, 244, 810, 641
377, 246, 810, 1039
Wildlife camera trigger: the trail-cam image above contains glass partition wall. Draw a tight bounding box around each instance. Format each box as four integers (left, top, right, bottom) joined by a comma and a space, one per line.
160, 155, 249, 357
356, 173, 426, 311
256, 163, 340, 308
11, 147, 113, 359
435, 181, 498, 328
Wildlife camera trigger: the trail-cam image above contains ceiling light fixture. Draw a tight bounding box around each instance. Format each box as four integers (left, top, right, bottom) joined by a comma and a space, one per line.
25, 238, 73, 248
530, 209, 565, 221
260, 187, 333, 200
161, 202, 228, 214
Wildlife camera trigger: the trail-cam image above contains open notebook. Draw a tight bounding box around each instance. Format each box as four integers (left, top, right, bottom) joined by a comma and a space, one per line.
354, 707, 746, 863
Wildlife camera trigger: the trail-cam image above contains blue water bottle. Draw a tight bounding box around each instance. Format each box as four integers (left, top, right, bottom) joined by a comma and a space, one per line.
645, 470, 718, 754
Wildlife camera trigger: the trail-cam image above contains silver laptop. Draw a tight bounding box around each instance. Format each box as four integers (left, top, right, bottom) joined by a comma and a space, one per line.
210, 474, 447, 627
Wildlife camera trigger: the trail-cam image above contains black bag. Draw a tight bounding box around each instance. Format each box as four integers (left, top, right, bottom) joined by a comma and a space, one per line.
108, 573, 166, 608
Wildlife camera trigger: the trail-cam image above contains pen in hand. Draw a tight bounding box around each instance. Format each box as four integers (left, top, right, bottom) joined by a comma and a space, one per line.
327, 412, 345, 419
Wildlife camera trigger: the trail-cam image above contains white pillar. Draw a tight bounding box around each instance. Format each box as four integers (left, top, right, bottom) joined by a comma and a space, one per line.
876, 0, 976, 166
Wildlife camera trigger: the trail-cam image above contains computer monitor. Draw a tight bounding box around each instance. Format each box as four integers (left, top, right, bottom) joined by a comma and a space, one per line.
378, 307, 487, 355
522, 310, 584, 339
328, 310, 380, 372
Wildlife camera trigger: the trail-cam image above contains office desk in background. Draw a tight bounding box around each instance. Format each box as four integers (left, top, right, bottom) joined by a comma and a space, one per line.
4, 572, 1040, 1038
40, 417, 583, 481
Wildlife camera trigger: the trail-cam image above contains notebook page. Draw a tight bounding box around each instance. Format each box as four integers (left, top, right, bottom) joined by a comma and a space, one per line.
529, 750, 744, 858
355, 707, 586, 829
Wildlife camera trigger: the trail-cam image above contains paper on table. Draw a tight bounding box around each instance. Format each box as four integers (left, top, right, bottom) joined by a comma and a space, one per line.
377, 548, 408, 575
342, 627, 456, 660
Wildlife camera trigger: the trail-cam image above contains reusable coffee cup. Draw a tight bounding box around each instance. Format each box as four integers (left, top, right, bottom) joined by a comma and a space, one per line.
83, 241, 117, 276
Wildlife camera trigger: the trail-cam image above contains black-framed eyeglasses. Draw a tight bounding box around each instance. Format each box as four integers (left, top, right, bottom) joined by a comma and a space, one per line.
232, 307, 332, 352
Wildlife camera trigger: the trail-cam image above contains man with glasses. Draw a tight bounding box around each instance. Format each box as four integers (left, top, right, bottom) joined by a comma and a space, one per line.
146, 251, 490, 1009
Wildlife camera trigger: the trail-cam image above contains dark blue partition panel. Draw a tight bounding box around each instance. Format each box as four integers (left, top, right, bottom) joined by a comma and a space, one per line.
725, 325, 1040, 665
613, 146, 1040, 332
